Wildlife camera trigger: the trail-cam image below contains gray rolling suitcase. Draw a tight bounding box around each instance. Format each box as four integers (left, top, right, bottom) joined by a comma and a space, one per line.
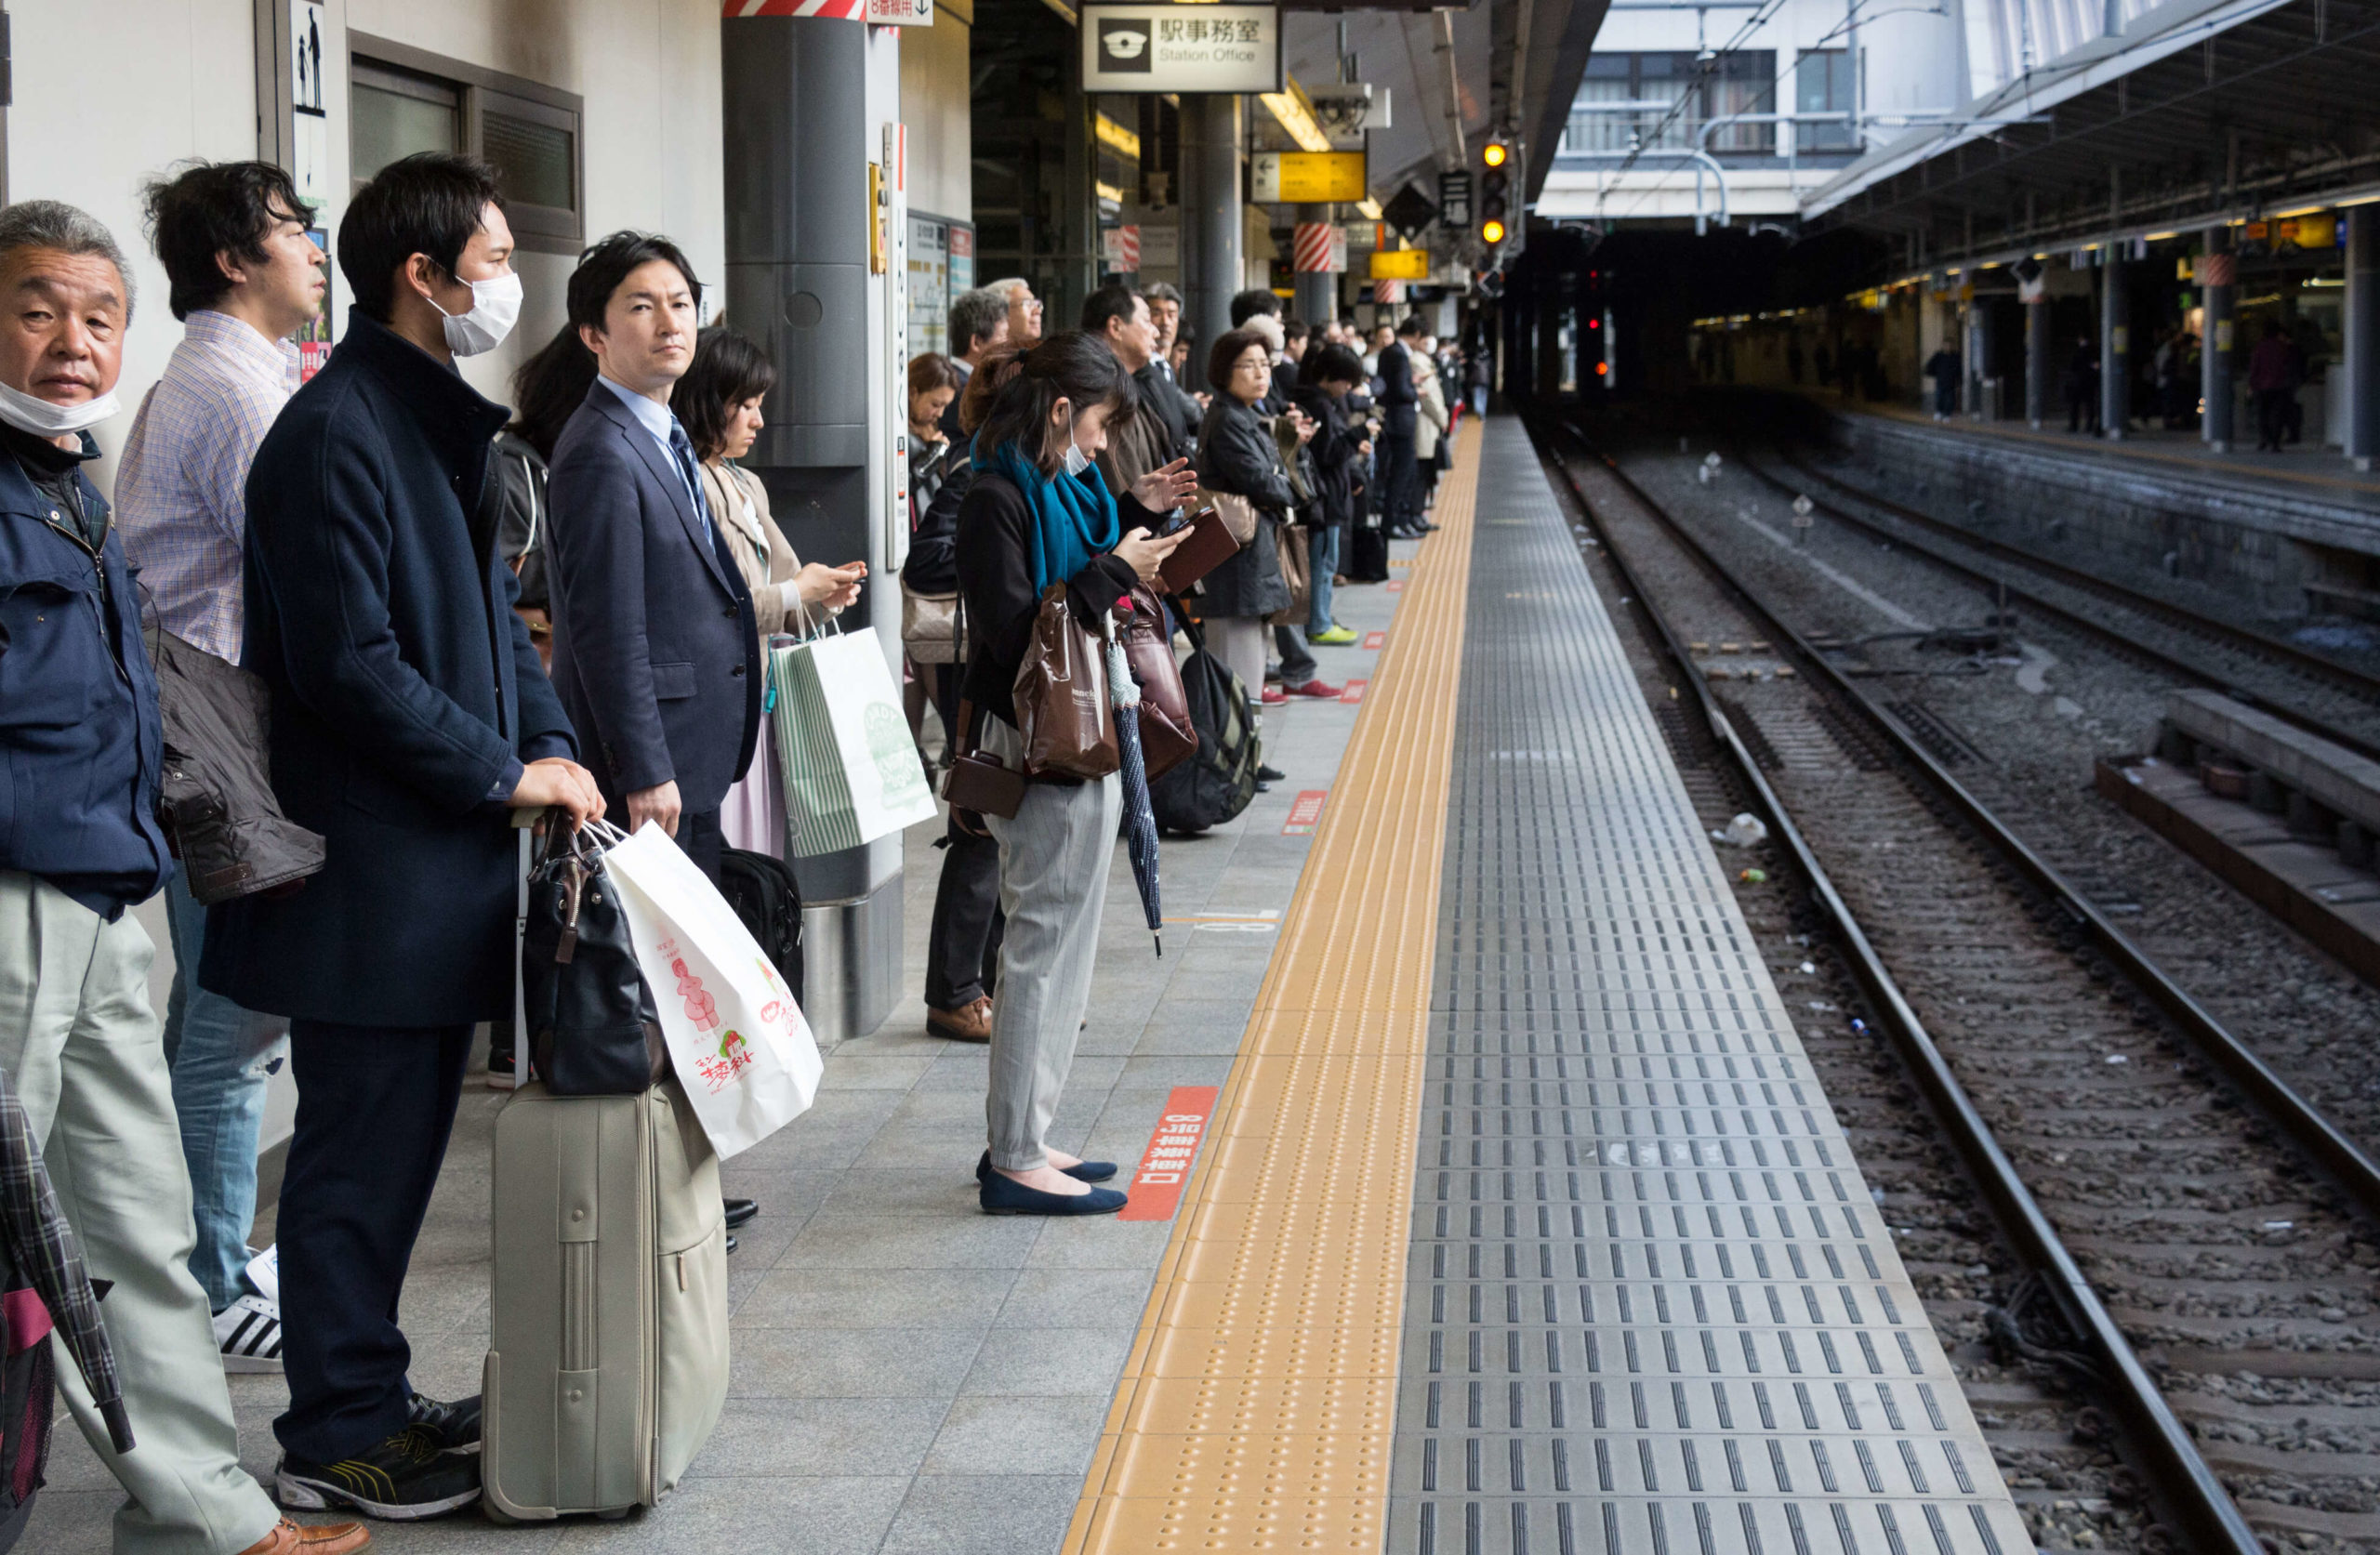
483, 827, 731, 1522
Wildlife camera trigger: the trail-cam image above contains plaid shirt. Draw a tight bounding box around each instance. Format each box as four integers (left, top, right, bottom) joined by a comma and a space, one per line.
117, 311, 299, 663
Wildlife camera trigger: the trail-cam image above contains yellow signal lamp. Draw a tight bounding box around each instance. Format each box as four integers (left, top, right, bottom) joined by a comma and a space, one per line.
1481, 217, 1508, 245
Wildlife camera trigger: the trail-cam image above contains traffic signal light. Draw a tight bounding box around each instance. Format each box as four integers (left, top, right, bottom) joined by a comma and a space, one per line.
1479, 138, 1511, 247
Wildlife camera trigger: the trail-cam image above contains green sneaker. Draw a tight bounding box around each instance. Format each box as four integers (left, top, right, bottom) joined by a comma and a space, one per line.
1307, 625, 1359, 646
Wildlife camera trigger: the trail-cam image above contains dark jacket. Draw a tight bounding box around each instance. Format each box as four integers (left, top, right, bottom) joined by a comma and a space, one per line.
1194, 398, 1294, 620
1290, 384, 1362, 532
954, 460, 1144, 729
1269, 359, 1301, 414
0, 428, 171, 917
1376, 341, 1418, 437
1136, 361, 1200, 455
205, 310, 576, 1024
547, 380, 761, 814
906, 446, 971, 597
939, 361, 972, 443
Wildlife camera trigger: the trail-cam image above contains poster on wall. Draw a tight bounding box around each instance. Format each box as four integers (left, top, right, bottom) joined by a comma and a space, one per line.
907, 216, 949, 357
289, 1, 331, 208
948, 222, 974, 295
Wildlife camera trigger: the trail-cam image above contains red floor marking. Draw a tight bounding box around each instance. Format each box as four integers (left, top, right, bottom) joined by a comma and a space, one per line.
1117, 1087, 1221, 1221
1361, 631, 1386, 651
1386, 580, 1405, 592
1282, 789, 1329, 834
1340, 679, 1368, 705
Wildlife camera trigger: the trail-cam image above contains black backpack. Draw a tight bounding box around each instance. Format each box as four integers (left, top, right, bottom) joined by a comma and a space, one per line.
721, 849, 805, 1007
1150, 621, 1261, 836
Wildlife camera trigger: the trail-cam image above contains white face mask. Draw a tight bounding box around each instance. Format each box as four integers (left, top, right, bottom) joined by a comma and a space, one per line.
428, 270, 523, 357
1061, 441, 1092, 479
0, 378, 120, 438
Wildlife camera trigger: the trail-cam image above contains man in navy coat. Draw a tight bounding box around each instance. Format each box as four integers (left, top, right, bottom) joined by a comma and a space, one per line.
545, 231, 760, 887
205, 153, 603, 1522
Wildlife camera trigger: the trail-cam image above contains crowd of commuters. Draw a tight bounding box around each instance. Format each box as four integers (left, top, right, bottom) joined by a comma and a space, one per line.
0, 142, 1473, 1545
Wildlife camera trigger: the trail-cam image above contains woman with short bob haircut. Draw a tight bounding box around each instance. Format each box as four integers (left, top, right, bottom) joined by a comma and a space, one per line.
953, 332, 1194, 1214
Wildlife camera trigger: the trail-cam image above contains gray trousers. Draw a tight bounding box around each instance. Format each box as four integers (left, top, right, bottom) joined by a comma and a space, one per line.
978, 720, 1120, 1171
0, 871, 280, 1555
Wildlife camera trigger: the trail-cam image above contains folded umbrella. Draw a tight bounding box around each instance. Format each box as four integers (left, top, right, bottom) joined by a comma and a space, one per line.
0, 1067, 131, 1452
1106, 627, 1164, 956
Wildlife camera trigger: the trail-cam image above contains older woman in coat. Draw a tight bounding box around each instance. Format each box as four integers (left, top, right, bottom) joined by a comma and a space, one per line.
1195, 327, 1306, 699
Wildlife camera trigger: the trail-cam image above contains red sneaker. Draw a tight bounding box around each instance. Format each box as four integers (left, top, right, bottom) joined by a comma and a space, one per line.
1261, 685, 1289, 705
1286, 679, 1342, 699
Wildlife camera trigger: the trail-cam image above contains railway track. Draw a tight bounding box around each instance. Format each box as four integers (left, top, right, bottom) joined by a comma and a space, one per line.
1731, 438, 2380, 765
1529, 414, 2380, 1555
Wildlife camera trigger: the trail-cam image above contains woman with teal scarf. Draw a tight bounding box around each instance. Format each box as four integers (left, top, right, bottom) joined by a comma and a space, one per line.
953, 334, 1196, 1216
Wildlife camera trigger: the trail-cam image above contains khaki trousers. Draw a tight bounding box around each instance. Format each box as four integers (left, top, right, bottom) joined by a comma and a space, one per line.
0, 871, 279, 1555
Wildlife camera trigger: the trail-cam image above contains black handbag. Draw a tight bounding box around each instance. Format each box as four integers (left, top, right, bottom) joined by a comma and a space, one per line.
521, 812, 668, 1096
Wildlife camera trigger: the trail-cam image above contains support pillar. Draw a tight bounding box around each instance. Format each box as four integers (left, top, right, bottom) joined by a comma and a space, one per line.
1293, 203, 1336, 327
721, 11, 902, 1041
2025, 293, 2050, 428
2202, 226, 2237, 452
1180, 94, 1242, 358
1964, 297, 1990, 418
2347, 205, 2378, 472
2100, 249, 2130, 439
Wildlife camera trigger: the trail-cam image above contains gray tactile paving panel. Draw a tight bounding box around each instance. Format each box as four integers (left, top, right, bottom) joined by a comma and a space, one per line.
1385, 421, 2032, 1555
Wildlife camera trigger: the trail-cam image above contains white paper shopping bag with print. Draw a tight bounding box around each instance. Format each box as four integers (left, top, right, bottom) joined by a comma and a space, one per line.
771, 626, 940, 856
598, 820, 822, 1157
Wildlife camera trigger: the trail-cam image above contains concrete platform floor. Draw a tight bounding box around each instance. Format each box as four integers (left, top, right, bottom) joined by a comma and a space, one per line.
20, 544, 1417, 1555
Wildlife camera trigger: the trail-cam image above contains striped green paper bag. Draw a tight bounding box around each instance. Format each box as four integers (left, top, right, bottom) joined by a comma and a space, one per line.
770, 630, 939, 857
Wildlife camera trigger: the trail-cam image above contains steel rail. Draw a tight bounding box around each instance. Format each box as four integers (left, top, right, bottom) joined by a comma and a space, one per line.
1741, 441, 2380, 755
1531, 411, 2375, 1555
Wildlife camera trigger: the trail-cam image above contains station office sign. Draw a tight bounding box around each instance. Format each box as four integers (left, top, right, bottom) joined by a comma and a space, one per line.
1082, 4, 1283, 94
1251, 152, 1367, 204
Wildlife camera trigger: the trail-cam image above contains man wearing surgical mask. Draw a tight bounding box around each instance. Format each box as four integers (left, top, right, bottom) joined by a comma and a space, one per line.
209, 152, 602, 1522
0, 199, 375, 1555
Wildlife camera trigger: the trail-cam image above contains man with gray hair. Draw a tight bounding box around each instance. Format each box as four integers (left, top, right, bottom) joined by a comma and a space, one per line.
941, 284, 1011, 441
979, 274, 1042, 350
0, 201, 365, 1555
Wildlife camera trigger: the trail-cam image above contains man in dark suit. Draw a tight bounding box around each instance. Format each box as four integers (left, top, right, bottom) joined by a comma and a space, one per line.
211, 153, 602, 1521
546, 231, 760, 888
1375, 314, 1429, 537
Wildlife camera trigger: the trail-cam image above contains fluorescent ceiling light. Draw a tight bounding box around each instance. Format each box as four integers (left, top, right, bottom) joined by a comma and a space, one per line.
1259, 77, 1333, 154
1094, 113, 1141, 160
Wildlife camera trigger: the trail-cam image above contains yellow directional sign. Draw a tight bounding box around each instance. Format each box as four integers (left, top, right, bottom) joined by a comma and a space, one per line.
1253, 152, 1368, 204
1368, 246, 1430, 281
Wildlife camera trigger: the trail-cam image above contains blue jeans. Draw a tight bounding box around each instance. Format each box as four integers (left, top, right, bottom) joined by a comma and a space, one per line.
161, 871, 286, 1311
1306, 522, 1341, 637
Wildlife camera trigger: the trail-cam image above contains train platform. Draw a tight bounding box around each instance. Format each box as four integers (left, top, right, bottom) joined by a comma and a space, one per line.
1828, 395, 2380, 521
22, 416, 2030, 1555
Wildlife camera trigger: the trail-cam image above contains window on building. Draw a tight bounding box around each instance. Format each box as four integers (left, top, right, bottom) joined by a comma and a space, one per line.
350, 36, 584, 252
1562, 53, 1777, 158
1796, 49, 1858, 151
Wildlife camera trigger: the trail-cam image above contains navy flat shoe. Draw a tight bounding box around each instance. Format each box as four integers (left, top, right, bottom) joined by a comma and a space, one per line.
979, 1171, 1127, 1217
977, 1150, 1117, 1184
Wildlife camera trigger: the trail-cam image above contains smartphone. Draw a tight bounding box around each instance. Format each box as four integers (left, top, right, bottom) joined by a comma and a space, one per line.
1161, 504, 1212, 537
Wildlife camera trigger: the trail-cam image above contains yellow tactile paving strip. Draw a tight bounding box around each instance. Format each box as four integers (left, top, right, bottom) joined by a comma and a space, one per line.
1064, 418, 1484, 1554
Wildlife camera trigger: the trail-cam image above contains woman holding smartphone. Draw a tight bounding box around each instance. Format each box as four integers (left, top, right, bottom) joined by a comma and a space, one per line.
954, 333, 1196, 1214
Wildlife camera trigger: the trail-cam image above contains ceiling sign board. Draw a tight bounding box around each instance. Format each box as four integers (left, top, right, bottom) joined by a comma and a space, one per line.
1082, 5, 1282, 94
1250, 151, 1367, 204
1368, 247, 1430, 282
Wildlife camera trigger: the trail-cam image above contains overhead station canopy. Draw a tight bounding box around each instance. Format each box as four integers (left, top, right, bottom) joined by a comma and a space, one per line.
1803, 0, 2380, 259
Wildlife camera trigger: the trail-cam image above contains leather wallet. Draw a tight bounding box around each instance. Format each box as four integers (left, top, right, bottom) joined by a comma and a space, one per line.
1157, 504, 1243, 595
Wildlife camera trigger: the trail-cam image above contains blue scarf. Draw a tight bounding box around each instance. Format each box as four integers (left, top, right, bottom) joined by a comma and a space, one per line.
983, 440, 1120, 593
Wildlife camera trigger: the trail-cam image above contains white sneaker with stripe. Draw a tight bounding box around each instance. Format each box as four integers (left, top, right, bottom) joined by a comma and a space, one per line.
214, 1292, 284, 1374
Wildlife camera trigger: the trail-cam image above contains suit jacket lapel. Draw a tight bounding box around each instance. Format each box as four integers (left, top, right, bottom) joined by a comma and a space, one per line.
588, 386, 736, 594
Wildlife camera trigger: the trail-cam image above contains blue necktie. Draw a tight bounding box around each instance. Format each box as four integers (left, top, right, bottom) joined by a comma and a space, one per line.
667, 420, 712, 544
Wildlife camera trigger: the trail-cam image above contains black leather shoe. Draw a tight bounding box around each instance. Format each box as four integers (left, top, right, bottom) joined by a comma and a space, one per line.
406, 1391, 481, 1454
726, 1233, 739, 1255
978, 1150, 1117, 1184
1257, 764, 1286, 783
723, 1196, 759, 1231
980, 1172, 1127, 1216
